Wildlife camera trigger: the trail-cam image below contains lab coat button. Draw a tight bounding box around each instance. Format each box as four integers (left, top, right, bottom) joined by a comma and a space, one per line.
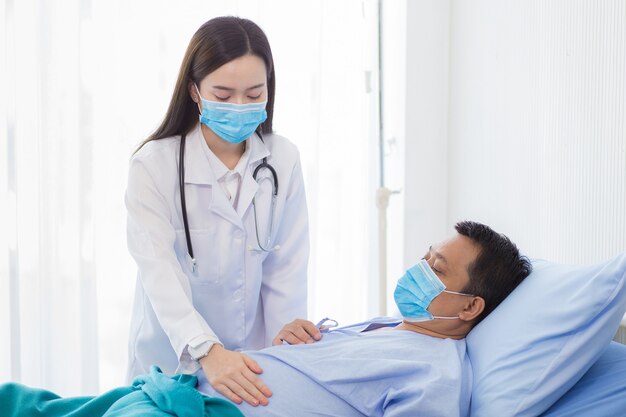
233, 289, 242, 300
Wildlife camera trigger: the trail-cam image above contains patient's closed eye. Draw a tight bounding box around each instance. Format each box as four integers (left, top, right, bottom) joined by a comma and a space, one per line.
423, 246, 433, 260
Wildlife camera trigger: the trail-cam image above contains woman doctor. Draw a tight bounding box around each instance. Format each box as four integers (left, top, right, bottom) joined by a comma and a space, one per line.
125, 17, 309, 407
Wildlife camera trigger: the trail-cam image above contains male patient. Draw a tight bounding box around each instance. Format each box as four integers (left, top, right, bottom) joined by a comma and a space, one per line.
198, 220, 532, 417
0, 221, 531, 417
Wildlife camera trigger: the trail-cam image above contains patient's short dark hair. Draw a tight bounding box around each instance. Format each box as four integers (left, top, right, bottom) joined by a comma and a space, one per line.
455, 220, 532, 325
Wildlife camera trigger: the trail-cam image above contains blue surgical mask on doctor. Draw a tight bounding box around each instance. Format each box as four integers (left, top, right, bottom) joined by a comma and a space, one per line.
195, 84, 267, 144
394, 259, 474, 322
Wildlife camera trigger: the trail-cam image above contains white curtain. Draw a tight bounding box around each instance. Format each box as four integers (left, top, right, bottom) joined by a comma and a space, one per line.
0, 0, 380, 395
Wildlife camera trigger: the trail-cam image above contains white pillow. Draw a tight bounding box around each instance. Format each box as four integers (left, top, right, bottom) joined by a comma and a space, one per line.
466, 253, 626, 417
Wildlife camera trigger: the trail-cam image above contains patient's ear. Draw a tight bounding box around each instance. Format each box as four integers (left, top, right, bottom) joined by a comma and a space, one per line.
459, 296, 485, 322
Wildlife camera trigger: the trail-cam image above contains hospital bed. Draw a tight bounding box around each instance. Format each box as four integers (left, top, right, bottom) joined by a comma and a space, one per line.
542, 341, 626, 416
2, 253, 626, 416
2, 345, 625, 417
467, 253, 626, 416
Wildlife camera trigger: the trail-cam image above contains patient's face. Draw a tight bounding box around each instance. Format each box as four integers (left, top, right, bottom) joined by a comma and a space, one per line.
423, 234, 481, 316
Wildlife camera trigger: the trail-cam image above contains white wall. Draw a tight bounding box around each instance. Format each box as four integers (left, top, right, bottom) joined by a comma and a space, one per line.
380, 0, 407, 314
447, 0, 626, 263
402, 0, 451, 265
382, 0, 451, 296
394, 0, 626, 267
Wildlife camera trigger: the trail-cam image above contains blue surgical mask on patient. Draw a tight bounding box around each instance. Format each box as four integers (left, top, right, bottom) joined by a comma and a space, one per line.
393, 259, 474, 322
195, 84, 267, 144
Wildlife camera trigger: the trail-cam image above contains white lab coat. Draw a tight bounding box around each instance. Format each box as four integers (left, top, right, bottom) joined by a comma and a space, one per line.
125, 123, 309, 380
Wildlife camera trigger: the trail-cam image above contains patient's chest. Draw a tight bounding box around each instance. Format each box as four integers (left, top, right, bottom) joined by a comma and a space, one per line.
249, 330, 471, 416
197, 329, 470, 417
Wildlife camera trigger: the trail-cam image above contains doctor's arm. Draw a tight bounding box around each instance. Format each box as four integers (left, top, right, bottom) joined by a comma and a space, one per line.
125, 158, 225, 364
126, 158, 220, 368
261, 156, 312, 346
126, 157, 270, 406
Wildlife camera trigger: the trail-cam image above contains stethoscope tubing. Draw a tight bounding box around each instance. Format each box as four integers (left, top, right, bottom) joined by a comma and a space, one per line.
179, 130, 194, 265
178, 130, 279, 270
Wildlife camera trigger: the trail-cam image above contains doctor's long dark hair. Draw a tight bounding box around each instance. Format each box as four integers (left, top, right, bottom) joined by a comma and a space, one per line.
136, 16, 275, 152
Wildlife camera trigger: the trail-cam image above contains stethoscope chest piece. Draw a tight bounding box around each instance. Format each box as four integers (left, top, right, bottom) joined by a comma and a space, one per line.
252, 157, 279, 252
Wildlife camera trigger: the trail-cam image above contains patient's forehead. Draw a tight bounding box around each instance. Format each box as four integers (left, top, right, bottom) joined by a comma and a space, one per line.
430, 234, 481, 283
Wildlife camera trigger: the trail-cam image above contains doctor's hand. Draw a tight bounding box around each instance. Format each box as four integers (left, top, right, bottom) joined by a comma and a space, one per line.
272, 319, 322, 346
199, 345, 272, 407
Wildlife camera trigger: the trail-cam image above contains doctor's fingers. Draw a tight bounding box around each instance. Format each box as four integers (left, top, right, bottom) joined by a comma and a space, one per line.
214, 371, 269, 407
271, 333, 286, 346
211, 370, 269, 407
285, 321, 322, 344
273, 328, 313, 345
235, 371, 272, 406
242, 355, 273, 397
213, 369, 269, 407
272, 319, 315, 345
243, 354, 264, 375
270, 327, 301, 345
214, 384, 243, 405
299, 320, 323, 340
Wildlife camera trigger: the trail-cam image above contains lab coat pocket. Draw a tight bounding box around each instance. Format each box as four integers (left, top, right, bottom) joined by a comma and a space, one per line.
175, 228, 220, 285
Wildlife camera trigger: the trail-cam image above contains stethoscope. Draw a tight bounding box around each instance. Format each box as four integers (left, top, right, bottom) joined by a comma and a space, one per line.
179, 130, 279, 272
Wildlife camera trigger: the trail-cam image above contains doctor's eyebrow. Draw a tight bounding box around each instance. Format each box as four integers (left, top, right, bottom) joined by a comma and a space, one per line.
212, 83, 265, 91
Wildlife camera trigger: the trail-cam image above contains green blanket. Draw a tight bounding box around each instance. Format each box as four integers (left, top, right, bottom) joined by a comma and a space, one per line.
0, 365, 244, 417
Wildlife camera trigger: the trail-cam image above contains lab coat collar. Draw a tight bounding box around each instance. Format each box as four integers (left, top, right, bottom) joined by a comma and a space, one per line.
182, 124, 214, 186
247, 130, 271, 166
182, 124, 270, 185
182, 124, 272, 228
237, 132, 270, 218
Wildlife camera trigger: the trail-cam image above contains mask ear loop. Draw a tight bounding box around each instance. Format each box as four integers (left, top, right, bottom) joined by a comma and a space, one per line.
442, 290, 476, 297
194, 84, 203, 114
431, 291, 477, 319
